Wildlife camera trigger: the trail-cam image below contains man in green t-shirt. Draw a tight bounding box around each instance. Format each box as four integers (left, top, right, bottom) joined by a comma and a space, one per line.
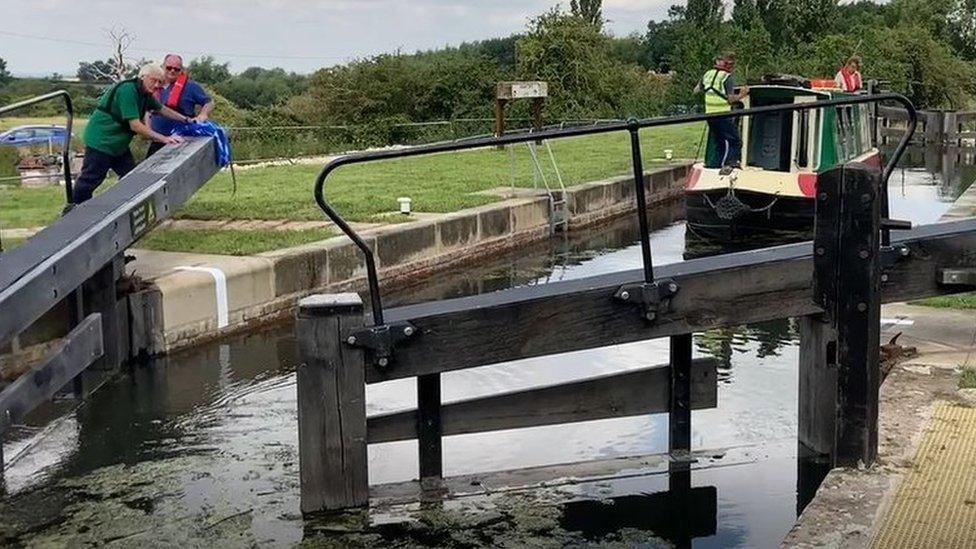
73, 63, 194, 204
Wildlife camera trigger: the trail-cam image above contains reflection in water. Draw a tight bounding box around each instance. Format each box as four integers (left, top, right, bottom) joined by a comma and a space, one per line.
560, 487, 718, 544
0, 145, 972, 547
697, 320, 799, 380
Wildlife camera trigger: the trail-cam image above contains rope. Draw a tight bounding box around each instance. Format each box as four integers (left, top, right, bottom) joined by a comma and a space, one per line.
702, 188, 780, 220
695, 124, 708, 161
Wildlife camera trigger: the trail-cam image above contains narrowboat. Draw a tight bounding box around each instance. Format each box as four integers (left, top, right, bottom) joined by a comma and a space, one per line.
684, 80, 880, 243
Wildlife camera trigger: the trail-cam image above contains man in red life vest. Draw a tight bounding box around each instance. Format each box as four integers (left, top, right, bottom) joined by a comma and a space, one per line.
146, 53, 215, 157
834, 56, 863, 93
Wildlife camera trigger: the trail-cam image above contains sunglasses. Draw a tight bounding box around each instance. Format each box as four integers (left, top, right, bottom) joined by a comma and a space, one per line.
165, 66, 182, 72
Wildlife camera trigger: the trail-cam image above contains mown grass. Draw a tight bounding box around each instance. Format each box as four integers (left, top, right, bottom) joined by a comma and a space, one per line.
913, 292, 976, 310
138, 228, 337, 255
178, 123, 704, 223
0, 185, 65, 228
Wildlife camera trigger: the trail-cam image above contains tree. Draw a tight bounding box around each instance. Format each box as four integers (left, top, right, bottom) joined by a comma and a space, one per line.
610, 34, 654, 70
570, 0, 603, 27
77, 59, 116, 82
517, 7, 617, 116
947, 0, 976, 59
215, 67, 308, 109
686, 0, 724, 27
732, 0, 763, 28
188, 56, 231, 85
0, 57, 11, 86
645, 9, 686, 73
75, 27, 137, 82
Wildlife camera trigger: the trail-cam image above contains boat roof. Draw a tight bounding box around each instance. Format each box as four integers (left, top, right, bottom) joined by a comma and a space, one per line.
748, 84, 836, 99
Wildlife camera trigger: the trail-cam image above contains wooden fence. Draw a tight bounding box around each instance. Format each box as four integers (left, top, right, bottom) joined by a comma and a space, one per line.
294, 163, 976, 513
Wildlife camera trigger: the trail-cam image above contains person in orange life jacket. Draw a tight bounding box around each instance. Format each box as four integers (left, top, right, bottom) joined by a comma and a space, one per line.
694, 52, 749, 169
146, 53, 214, 157
834, 56, 863, 93
71, 63, 188, 205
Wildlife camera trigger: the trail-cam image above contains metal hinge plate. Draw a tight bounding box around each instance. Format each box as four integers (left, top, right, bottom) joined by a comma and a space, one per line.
345, 321, 417, 369
614, 278, 680, 322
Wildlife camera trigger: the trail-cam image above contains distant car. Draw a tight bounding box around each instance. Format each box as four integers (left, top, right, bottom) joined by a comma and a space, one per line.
0, 125, 69, 148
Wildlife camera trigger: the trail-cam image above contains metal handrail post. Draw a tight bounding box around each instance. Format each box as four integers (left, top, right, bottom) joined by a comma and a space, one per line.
628, 119, 655, 283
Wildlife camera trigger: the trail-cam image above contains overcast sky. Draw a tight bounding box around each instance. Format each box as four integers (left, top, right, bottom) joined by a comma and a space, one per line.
1, 0, 673, 77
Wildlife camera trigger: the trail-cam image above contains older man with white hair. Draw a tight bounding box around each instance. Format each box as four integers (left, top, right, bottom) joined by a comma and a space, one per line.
72, 63, 189, 205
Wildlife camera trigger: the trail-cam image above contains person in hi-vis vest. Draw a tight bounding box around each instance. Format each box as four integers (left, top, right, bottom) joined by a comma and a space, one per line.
694, 52, 749, 169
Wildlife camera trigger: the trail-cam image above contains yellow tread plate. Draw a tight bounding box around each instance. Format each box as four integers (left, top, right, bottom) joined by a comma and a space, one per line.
874, 403, 976, 548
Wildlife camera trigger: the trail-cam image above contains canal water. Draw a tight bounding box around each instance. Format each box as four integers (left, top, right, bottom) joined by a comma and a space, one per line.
0, 147, 972, 547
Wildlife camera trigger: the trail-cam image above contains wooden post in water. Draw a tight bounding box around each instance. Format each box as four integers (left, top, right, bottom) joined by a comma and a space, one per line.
417, 373, 443, 487
798, 315, 837, 456
944, 112, 959, 147
82, 254, 124, 372
669, 333, 693, 492
924, 111, 943, 144
296, 294, 369, 513
805, 163, 882, 467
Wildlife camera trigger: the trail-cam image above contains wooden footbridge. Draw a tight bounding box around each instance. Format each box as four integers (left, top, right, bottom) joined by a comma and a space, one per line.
296, 92, 976, 524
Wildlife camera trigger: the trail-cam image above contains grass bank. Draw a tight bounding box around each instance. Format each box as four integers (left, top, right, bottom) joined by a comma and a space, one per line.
913, 293, 976, 310
138, 228, 337, 255
179, 123, 702, 223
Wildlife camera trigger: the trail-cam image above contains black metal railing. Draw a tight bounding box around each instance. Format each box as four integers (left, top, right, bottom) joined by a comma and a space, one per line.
0, 90, 76, 204
314, 93, 917, 327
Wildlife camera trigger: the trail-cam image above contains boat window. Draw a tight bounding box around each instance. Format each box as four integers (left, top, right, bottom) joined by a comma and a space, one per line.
845, 107, 857, 157
861, 106, 872, 150
835, 107, 847, 160
796, 110, 809, 168
810, 107, 822, 169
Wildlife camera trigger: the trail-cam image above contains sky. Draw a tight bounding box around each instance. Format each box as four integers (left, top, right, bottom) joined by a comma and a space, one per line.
0, 0, 673, 77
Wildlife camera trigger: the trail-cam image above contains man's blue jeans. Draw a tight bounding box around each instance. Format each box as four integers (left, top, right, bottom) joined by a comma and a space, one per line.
707, 116, 742, 168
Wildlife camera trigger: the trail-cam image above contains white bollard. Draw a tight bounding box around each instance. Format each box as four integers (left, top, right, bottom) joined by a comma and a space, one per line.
397, 197, 412, 215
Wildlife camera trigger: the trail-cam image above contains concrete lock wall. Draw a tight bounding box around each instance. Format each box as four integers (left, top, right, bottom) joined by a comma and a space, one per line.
126, 163, 690, 355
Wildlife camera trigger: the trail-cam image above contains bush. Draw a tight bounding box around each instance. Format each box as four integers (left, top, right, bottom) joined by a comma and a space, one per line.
352, 115, 413, 148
